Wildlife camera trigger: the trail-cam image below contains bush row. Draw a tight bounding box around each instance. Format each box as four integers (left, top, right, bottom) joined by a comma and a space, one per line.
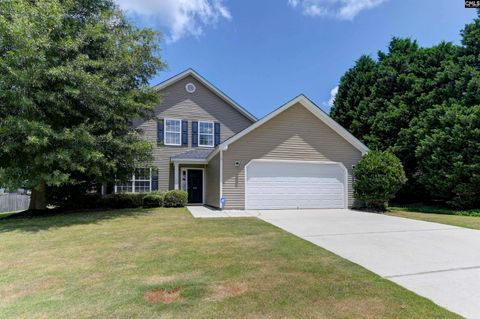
78, 190, 188, 209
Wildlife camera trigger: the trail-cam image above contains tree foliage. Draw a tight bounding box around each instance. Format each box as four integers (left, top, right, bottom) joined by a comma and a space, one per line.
331, 12, 480, 208
0, 0, 165, 209
353, 151, 407, 211
330, 55, 377, 133
413, 103, 480, 208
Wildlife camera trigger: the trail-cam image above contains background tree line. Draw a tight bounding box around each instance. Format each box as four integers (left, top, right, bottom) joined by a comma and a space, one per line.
331, 11, 480, 209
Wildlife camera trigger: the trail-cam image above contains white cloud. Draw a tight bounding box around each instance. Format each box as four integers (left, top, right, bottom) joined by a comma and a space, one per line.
288, 0, 387, 20
327, 85, 339, 108
115, 0, 231, 42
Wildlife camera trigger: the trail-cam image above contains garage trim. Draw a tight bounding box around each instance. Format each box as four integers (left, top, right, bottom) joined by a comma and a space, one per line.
245, 159, 349, 210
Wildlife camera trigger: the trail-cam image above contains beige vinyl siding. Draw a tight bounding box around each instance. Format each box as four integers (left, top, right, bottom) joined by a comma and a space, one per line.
137, 75, 253, 191
222, 103, 363, 209
205, 152, 220, 208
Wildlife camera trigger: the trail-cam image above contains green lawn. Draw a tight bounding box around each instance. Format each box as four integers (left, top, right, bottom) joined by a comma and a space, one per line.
0, 208, 458, 318
388, 205, 480, 230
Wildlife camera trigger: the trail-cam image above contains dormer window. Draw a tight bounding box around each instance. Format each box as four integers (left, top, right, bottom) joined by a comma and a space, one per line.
198, 121, 214, 147
164, 119, 182, 146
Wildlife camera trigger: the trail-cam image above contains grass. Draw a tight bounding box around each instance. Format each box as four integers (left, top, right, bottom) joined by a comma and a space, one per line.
0, 208, 459, 318
0, 212, 15, 219
388, 204, 480, 230
390, 203, 480, 217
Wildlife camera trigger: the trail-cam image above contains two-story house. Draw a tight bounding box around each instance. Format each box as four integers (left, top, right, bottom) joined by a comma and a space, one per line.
115, 69, 368, 210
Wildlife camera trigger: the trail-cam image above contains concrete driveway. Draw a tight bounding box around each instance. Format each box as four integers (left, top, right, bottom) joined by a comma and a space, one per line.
258, 209, 480, 319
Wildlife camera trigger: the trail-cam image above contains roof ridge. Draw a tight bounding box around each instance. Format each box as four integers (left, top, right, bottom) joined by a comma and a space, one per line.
152, 69, 257, 122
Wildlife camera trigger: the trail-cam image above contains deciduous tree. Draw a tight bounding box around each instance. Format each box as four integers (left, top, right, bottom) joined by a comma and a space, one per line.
0, 0, 165, 210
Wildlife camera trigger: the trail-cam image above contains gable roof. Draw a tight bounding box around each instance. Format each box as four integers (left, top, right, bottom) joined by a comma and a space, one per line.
153, 69, 257, 122
207, 94, 368, 161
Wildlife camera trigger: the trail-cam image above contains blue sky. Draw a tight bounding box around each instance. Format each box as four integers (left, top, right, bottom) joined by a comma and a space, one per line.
116, 0, 477, 118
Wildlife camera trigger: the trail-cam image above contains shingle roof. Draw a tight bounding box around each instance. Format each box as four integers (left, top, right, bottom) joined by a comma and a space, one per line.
171, 149, 214, 160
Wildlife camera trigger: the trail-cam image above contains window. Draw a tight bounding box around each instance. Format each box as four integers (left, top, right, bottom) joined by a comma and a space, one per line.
134, 168, 151, 193
115, 173, 133, 193
164, 119, 181, 146
115, 169, 152, 193
181, 170, 187, 191
198, 121, 214, 147
185, 82, 196, 93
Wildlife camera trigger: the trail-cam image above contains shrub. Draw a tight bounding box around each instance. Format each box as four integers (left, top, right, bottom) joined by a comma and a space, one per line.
80, 193, 104, 209
148, 191, 165, 196
163, 190, 188, 207
143, 193, 164, 208
354, 151, 407, 211
102, 193, 144, 209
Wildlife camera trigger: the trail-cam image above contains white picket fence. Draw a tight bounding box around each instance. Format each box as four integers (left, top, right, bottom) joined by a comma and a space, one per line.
0, 193, 31, 213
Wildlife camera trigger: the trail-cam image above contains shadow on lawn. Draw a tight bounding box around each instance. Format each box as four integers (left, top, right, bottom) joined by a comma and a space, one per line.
0, 208, 153, 233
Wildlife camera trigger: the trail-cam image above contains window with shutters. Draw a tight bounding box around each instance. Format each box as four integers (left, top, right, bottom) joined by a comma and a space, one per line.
115, 168, 152, 193
164, 119, 182, 146
198, 121, 214, 147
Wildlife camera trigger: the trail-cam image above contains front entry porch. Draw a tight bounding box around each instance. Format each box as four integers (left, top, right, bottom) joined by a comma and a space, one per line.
183, 168, 204, 204
171, 149, 213, 205
172, 162, 206, 204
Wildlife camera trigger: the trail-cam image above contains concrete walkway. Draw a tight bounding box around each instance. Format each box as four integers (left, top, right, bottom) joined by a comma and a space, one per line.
187, 205, 259, 218
257, 209, 480, 319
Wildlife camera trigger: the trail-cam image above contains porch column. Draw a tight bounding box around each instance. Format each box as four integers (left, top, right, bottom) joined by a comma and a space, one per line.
174, 162, 180, 190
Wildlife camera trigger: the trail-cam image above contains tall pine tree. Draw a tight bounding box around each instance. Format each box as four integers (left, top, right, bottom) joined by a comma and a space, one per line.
331, 12, 480, 207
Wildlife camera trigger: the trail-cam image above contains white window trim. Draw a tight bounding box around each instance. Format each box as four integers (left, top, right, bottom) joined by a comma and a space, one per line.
198, 121, 214, 148
133, 168, 151, 193
164, 118, 182, 146
115, 168, 152, 193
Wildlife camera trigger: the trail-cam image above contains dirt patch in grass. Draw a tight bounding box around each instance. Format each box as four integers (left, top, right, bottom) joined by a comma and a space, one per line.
210, 282, 248, 300
144, 287, 181, 304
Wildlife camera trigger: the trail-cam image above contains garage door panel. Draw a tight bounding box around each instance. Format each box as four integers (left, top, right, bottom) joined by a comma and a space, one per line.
246, 180, 343, 187
246, 161, 346, 210
248, 183, 343, 193
247, 188, 344, 197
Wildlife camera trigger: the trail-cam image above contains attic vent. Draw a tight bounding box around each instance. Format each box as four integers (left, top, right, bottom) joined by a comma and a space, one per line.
185, 82, 196, 93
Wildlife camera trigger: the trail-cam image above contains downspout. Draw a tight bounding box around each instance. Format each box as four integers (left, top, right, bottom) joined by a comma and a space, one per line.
218, 145, 228, 209
219, 149, 223, 209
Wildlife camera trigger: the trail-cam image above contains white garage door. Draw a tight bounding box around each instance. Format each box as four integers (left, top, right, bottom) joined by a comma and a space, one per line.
245, 160, 347, 210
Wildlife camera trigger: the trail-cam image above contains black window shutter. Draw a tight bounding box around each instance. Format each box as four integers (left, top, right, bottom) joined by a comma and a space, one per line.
214, 122, 220, 146
151, 169, 159, 191
182, 120, 188, 146
157, 119, 164, 146
192, 121, 198, 147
